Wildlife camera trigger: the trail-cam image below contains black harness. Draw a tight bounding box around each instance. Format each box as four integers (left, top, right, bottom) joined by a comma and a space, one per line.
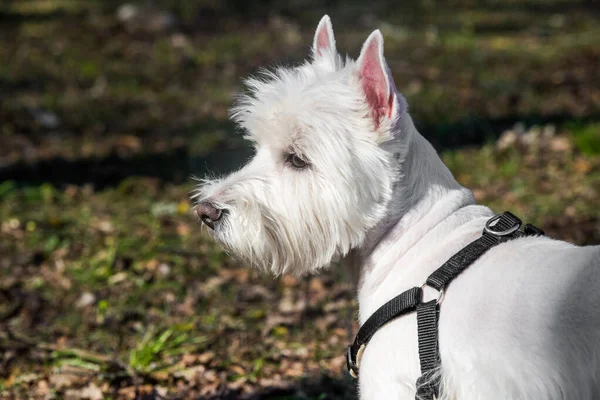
346, 212, 545, 399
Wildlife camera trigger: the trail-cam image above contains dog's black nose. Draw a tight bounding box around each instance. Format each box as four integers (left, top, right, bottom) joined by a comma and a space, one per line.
196, 202, 222, 229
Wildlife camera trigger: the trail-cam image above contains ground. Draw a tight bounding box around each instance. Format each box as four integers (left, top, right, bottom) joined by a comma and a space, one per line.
0, 1, 599, 399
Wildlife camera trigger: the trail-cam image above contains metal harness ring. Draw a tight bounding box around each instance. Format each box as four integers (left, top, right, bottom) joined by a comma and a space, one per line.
420, 283, 445, 305
483, 214, 521, 237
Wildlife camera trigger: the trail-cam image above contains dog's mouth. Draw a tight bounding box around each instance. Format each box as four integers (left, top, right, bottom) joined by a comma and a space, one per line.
201, 216, 215, 229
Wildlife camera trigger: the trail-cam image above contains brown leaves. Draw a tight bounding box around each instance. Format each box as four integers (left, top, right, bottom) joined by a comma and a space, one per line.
1, 5, 598, 397
65, 382, 104, 400
50, 370, 90, 391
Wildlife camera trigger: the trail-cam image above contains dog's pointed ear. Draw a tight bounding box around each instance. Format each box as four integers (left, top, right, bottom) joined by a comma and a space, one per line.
356, 30, 399, 128
312, 15, 336, 59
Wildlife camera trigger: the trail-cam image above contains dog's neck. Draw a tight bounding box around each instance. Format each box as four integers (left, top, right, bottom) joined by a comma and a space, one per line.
361, 113, 472, 257
350, 113, 476, 314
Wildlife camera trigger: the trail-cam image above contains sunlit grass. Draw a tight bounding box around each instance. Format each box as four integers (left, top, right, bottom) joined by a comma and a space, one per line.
128, 326, 207, 374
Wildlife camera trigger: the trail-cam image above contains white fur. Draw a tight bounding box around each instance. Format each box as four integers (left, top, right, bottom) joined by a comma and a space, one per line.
194, 15, 600, 400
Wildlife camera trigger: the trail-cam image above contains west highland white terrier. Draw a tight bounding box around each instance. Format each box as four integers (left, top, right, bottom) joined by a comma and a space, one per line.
194, 15, 600, 400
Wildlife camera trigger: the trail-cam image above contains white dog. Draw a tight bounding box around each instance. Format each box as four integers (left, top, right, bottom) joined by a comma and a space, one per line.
194, 15, 600, 400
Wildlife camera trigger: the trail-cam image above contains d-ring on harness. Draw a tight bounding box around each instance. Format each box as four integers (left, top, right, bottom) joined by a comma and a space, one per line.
346, 212, 545, 399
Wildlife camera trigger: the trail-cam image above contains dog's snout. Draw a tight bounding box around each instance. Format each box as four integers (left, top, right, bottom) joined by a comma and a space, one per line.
196, 202, 223, 230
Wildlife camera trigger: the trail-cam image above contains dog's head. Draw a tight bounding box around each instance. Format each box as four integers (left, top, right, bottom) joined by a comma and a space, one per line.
193, 16, 409, 275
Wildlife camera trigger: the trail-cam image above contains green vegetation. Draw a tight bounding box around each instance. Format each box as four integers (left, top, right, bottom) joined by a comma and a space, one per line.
1, 0, 599, 398
570, 122, 600, 156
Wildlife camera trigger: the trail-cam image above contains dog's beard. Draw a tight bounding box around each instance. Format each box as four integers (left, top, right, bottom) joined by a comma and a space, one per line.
210, 200, 344, 276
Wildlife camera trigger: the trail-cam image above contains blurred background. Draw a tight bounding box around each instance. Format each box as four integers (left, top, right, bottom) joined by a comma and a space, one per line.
1, 0, 599, 399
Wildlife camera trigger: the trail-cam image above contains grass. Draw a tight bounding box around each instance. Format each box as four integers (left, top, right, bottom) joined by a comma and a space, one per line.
569, 122, 600, 156
128, 327, 207, 374
2, 0, 600, 164
1, 0, 599, 398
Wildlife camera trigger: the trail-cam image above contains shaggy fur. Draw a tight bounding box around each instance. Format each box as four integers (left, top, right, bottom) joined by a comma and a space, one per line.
194, 15, 600, 400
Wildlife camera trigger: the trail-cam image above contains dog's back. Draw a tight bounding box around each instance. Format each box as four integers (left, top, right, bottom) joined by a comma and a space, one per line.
439, 236, 600, 400
359, 212, 600, 400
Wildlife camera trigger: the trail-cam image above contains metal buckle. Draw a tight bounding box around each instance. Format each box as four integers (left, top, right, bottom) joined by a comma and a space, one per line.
483, 214, 520, 237
347, 344, 365, 379
420, 283, 445, 305
346, 346, 358, 378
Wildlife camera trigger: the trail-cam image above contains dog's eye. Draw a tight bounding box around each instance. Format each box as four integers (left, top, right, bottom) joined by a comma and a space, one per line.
288, 154, 308, 169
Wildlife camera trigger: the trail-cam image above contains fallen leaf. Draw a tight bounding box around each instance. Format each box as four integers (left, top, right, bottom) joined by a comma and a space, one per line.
50, 373, 85, 390
198, 351, 214, 364
173, 365, 206, 382
64, 382, 103, 400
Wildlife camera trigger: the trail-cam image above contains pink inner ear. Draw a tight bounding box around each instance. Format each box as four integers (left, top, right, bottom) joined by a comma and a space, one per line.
316, 28, 331, 56
359, 40, 391, 125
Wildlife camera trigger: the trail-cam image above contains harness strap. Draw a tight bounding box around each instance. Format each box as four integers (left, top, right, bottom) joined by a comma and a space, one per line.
346, 212, 545, 399
347, 287, 422, 378
426, 211, 523, 291
416, 300, 440, 399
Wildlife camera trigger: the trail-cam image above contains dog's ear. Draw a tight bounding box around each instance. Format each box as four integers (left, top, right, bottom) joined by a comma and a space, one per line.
312, 15, 336, 59
356, 30, 399, 128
